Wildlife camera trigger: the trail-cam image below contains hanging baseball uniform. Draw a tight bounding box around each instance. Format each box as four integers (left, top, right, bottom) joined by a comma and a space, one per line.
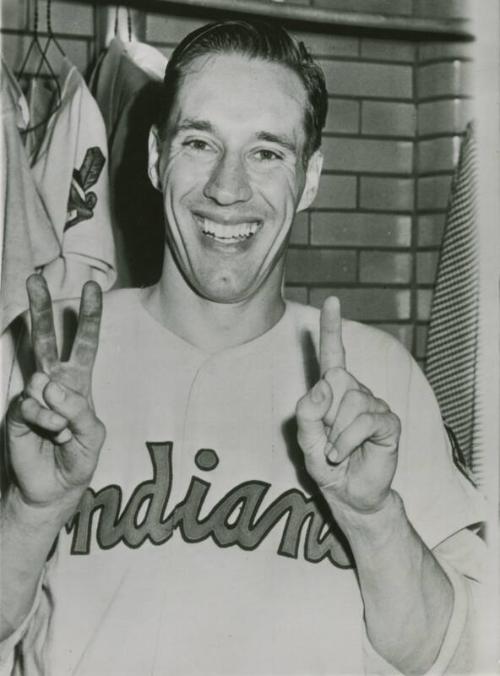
0, 61, 60, 413
25, 52, 116, 300
23, 75, 58, 163
0, 61, 60, 332
90, 38, 167, 287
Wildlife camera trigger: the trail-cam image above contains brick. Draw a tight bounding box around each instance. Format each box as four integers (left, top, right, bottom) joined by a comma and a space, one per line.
362, 101, 416, 137
310, 287, 411, 321
320, 60, 412, 99
415, 325, 429, 359
322, 137, 413, 174
417, 175, 452, 210
419, 136, 461, 173
417, 61, 473, 99
418, 214, 446, 246
413, 0, 471, 19
313, 175, 357, 208
311, 212, 411, 247
1, 0, 28, 30
418, 42, 473, 63
360, 251, 412, 284
418, 99, 473, 135
417, 251, 439, 284
417, 289, 433, 320
292, 31, 359, 58
146, 14, 206, 44
285, 249, 356, 284
49, 1, 94, 35
324, 99, 359, 134
360, 39, 415, 62
374, 323, 414, 350
360, 177, 414, 211
284, 286, 308, 304
290, 212, 309, 245
311, 0, 412, 15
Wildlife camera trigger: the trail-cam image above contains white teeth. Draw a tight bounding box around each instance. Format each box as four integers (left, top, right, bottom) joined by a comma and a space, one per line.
200, 218, 259, 241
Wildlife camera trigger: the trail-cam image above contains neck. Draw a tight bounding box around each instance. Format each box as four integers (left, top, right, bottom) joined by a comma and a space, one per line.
142, 252, 286, 353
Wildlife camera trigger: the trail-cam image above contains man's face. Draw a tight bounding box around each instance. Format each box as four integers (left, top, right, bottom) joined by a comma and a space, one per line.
150, 52, 322, 303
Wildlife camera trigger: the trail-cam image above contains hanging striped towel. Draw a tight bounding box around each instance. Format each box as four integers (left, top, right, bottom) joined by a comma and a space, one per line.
425, 123, 483, 485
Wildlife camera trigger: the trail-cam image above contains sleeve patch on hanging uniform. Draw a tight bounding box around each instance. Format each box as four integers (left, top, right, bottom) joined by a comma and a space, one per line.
65, 146, 106, 230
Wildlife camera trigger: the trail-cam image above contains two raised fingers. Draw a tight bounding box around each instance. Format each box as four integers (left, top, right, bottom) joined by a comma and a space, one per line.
27, 274, 102, 379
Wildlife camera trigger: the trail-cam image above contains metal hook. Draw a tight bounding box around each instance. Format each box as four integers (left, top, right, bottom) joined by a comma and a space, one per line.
44, 0, 66, 57
127, 7, 132, 42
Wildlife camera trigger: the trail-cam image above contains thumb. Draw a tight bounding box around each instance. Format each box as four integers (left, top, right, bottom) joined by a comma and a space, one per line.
296, 379, 332, 455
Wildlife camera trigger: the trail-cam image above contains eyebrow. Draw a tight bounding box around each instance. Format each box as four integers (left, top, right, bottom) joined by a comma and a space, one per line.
173, 119, 298, 155
174, 118, 215, 134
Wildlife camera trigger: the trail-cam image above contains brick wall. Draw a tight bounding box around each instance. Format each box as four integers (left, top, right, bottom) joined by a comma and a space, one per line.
1, 0, 474, 361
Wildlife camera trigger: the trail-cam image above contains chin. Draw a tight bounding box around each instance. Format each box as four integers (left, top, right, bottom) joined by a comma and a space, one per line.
196, 286, 252, 304
193, 276, 257, 305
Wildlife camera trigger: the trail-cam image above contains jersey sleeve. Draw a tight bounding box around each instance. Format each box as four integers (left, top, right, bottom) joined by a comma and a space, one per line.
0, 566, 51, 676
386, 338, 485, 549
362, 528, 486, 675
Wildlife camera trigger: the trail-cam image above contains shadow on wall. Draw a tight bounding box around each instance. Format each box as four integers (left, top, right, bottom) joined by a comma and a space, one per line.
112, 80, 165, 288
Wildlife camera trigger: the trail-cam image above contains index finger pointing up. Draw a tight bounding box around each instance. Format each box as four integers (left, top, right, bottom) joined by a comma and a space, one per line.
27, 274, 59, 372
70, 281, 102, 373
320, 296, 346, 375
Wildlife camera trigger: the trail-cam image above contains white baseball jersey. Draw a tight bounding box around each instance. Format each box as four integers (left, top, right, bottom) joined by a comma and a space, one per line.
2, 291, 484, 675
0, 61, 60, 334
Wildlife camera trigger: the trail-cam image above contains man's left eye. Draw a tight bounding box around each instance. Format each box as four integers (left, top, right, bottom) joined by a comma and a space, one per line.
254, 149, 282, 161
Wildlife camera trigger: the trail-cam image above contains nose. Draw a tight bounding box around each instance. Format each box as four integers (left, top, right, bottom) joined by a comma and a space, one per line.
203, 152, 253, 205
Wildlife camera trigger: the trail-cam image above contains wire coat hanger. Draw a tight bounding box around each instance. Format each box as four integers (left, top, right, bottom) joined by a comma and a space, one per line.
114, 6, 133, 42
36, 0, 66, 76
20, 0, 63, 138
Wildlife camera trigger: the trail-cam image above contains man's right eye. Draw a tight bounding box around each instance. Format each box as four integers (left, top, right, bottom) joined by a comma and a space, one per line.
183, 139, 212, 152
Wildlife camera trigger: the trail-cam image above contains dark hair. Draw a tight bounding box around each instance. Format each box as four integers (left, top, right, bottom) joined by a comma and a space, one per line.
156, 19, 328, 161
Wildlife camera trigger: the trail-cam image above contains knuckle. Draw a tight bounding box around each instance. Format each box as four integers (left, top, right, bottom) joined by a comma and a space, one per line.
375, 396, 390, 411
389, 412, 402, 433
324, 366, 345, 385
295, 394, 307, 417
358, 411, 374, 427
20, 397, 36, 418
344, 388, 366, 407
72, 394, 91, 418
26, 372, 49, 396
92, 418, 107, 446
296, 390, 320, 421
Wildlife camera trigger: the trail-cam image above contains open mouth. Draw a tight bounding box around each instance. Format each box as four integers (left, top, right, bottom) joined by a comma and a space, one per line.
197, 217, 262, 242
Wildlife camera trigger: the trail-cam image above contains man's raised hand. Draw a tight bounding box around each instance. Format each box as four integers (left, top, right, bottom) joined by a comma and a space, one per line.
6, 275, 106, 511
296, 297, 401, 515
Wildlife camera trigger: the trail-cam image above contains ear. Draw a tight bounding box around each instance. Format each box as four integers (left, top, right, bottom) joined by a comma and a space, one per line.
297, 150, 323, 212
147, 125, 162, 191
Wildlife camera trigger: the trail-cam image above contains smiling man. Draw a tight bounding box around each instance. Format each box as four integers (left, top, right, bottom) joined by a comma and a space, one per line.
0, 20, 484, 676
